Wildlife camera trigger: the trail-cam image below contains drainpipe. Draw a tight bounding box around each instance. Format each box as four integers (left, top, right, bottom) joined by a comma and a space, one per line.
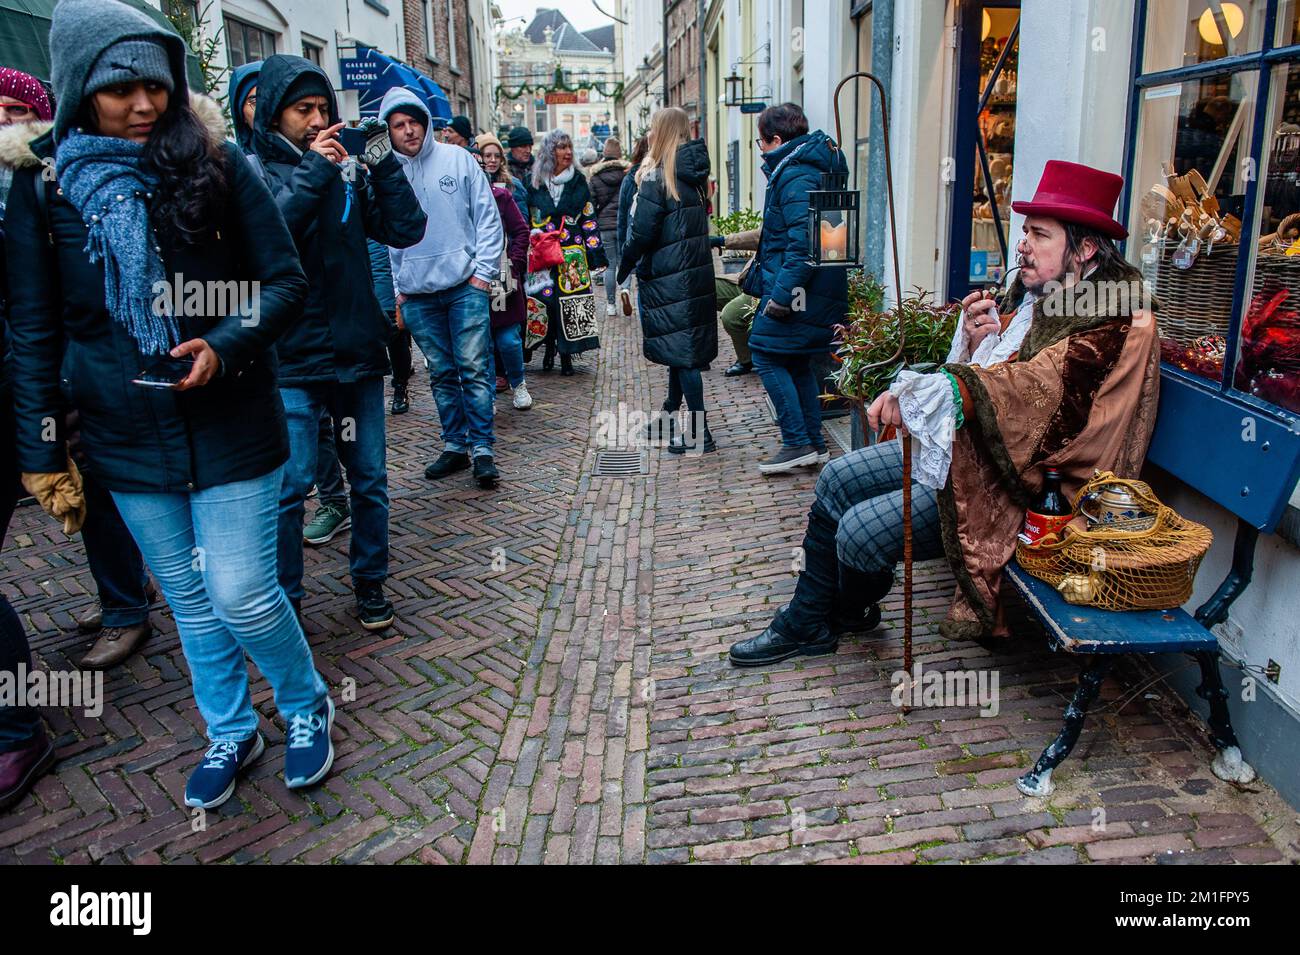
864, 0, 894, 286
852, 0, 895, 452
663, 1, 671, 104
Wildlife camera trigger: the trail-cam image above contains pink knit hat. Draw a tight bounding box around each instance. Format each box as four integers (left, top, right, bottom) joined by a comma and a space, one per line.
0, 68, 53, 121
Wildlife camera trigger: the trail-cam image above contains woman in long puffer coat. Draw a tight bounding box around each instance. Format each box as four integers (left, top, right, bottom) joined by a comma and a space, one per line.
617, 107, 717, 454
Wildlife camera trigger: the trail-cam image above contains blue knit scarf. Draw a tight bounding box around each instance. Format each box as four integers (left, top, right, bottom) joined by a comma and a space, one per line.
55, 130, 177, 355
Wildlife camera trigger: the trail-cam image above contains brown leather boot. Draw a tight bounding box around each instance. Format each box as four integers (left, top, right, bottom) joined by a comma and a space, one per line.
0, 725, 56, 812
76, 580, 158, 634
79, 621, 151, 670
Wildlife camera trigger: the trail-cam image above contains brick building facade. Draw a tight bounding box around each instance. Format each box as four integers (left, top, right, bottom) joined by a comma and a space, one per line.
665, 0, 701, 135
402, 0, 476, 121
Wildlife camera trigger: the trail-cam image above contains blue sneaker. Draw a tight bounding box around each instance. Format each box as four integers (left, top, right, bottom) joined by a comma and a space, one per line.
184, 733, 265, 809
284, 696, 335, 789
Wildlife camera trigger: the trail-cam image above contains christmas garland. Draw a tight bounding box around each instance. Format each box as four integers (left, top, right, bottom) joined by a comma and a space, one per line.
495, 65, 623, 101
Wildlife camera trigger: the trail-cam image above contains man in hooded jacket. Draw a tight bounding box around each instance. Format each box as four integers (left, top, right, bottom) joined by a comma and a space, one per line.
251, 54, 426, 631
228, 59, 261, 151
379, 86, 503, 488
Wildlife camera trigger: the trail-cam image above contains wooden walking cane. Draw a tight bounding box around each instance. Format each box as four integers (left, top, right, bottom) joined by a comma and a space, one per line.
832, 73, 914, 704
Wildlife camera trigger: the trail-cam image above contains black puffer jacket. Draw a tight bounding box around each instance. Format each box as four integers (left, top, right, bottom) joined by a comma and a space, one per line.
251, 55, 426, 385
618, 139, 717, 369
4, 98, 308, 493
588, 159, 629, 231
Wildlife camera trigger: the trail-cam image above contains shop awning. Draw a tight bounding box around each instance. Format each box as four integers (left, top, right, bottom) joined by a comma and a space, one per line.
0, 0, 204, 88
341, 46, 451, 124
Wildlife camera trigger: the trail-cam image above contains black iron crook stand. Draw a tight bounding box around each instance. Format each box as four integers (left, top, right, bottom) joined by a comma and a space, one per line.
826, 72, 914, 692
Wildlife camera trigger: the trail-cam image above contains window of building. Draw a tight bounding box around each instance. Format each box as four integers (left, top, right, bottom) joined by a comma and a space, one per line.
165, 0, 200, 24
423, 0, 437, 62
302, 40, 323, 65
224, 16, 278, 68
447, 0, 458, 70
1127, 0, 1300, 415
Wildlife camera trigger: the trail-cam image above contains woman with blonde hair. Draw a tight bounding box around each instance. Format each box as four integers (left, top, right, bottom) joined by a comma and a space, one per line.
617, 107, 717, 453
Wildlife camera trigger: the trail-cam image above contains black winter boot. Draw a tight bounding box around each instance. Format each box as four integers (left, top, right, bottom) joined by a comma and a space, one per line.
831, 565, 893, 636
730, 502, 841, 667
668, 411, 716, 454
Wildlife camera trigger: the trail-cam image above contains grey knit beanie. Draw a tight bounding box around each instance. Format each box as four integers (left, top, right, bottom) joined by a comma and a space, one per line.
49, 0, 188, 141
86, 39, 175, 95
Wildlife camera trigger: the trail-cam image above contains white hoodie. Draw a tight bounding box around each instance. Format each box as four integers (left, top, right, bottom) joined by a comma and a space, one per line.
379, 87, 503, 294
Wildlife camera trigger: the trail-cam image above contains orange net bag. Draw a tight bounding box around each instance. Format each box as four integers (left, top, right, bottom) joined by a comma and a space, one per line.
1015, 471, 1214, 611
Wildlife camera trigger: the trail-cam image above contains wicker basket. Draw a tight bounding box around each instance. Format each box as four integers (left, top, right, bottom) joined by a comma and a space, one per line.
1142, 243, 1300, 344
1016, 472, 1213, 611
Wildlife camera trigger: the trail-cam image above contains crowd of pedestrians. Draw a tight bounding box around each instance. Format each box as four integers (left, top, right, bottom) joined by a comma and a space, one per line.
0, 0, 865, 814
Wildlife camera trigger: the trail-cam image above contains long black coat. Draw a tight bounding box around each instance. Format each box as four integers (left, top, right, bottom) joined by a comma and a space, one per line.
618, 139, 717, 369
251, 56, 426, 385
4, 122, 308, 493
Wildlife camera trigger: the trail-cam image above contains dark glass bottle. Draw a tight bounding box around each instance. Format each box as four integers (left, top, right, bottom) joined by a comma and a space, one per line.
1021, 468, 1072, 546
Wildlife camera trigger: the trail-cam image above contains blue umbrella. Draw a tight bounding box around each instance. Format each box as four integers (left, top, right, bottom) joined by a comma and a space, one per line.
353, 46, 451, 123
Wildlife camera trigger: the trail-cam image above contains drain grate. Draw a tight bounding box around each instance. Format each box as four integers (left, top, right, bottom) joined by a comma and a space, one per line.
593, 449, 648, 476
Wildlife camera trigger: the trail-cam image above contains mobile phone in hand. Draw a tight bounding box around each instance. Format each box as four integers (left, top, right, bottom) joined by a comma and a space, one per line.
337, 126, 367, 157
131, 356, 194, 389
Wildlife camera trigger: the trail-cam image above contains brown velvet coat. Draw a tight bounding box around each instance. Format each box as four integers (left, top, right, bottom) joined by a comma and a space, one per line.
938, 258, 1161, 640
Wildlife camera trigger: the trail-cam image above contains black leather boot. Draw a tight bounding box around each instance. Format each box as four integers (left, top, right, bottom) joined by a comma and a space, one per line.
542, 342, 556, 372
560, 353, 574, 376
831, 565, 893, 636
730, 502, 840, 666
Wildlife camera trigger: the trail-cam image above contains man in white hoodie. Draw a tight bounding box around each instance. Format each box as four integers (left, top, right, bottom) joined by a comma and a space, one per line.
379, 87, 505, 487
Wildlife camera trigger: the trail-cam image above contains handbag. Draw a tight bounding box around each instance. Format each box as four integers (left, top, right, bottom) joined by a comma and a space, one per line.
528, 230, 564, 272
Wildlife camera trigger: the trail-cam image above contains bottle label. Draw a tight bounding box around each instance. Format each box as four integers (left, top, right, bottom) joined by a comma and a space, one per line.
1020, 509, 1072, 547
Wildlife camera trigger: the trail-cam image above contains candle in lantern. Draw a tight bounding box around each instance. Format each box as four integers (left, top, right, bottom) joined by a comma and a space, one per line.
820, 219, 848, 260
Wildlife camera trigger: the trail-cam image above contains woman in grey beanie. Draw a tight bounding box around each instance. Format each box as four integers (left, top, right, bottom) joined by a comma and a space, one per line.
6, 0, 336, 812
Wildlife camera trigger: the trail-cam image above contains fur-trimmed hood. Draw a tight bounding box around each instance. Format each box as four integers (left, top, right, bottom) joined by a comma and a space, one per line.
588, 158, 628, 177
0, 92, 228, 172
0, 119, 53, 170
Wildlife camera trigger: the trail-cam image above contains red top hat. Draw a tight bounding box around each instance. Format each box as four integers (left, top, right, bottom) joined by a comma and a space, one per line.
1012, 160, 1127, 239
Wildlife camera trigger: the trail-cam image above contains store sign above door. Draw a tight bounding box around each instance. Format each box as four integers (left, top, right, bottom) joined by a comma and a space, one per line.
740, 101, 766, 114
545, 91, 583, 105
339, 57, 383, 89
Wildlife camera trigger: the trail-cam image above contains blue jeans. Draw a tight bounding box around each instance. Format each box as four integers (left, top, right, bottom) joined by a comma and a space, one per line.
314, 411, 348, 509
599, 228, 627, 305
81, 471, 151, 627
278, 378, 389, 602
491, 323, 526, 389
112, 469, 328, 742
752, 349, 826, 451
402, 282, 496, 456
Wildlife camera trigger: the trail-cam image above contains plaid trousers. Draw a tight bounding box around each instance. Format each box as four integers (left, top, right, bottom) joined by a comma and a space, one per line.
815, 439, 945, 574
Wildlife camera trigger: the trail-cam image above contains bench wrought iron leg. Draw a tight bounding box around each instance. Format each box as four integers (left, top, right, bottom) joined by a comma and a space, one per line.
1194, 650, 1258, 784
1017, 657, 1113, 797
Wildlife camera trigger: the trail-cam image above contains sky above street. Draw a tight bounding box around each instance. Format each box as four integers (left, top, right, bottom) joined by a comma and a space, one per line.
494, 0, 618, 32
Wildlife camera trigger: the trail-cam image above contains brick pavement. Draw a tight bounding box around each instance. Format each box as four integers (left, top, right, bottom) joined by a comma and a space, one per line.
2, 297, 1297, 864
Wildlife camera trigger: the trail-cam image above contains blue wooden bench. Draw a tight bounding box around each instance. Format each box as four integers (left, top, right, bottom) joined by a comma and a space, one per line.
1006, 373, 1300, 797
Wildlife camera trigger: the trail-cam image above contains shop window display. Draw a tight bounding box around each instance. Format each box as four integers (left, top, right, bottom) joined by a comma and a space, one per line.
968, 8, 1018, 285
1236, 63, 1300, 411
1129, 0, 1300, 417
1130, 72, 1256, 383
1143, 1, 1267, 74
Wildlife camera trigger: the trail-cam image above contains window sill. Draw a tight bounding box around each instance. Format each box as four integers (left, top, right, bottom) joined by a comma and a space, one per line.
363, 0, 389, 14
450, 65, 462, 77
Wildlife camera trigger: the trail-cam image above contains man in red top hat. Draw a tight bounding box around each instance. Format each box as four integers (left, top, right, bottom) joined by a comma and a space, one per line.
730, 160, 1161, 666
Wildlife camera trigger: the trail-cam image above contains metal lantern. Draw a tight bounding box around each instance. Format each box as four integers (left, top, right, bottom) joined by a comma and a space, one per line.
724, 72, 746, 107
808, 170, 860, 267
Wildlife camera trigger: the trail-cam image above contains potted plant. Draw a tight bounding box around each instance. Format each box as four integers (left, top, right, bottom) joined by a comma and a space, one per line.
831, 272, 959, 441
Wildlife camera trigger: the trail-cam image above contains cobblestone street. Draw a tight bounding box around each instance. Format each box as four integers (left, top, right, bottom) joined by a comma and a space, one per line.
1, 307, 1297, 864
